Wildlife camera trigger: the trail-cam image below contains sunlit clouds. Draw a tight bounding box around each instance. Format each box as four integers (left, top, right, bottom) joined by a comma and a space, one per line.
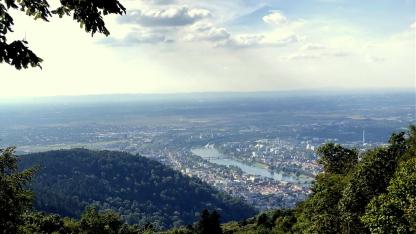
0, 0, 414, 98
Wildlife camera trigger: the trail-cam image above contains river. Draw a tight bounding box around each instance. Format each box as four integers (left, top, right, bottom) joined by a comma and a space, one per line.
191, 147, 312, 184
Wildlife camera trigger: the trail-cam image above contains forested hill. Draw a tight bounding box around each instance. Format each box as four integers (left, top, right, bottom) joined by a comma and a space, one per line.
18, 149, 256, 229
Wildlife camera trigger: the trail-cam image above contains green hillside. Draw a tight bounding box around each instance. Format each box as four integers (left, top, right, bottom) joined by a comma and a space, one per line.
18, 149, 256, 229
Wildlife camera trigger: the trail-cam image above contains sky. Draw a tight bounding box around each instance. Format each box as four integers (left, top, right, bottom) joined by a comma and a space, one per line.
0, 0, 415, 98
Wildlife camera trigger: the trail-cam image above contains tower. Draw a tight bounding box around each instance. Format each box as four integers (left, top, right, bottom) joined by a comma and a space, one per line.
362, 130, 365, 146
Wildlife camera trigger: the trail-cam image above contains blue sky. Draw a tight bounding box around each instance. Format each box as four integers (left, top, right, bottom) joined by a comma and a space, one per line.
235, 0, 414, 33
0, 0, 414, 97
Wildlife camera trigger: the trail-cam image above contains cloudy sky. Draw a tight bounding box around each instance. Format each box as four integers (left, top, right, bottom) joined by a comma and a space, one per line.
0, 0, 415, 97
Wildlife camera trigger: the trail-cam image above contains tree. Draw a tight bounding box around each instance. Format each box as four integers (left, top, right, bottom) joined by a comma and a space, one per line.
361, 157, 416, 233
338, 131, 409, 233
256, 213, 271, 228
317, 143, 358, 175
195, 209, 223, 234
19, 212, 70, 234
79, 206, 124, 234
294, 174, 347, 234
291, 143, 356, 233
0, 0, 125, 69
0, 147, 36, 233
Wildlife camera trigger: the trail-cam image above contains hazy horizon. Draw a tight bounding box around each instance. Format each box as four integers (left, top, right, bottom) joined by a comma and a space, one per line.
0, 88, 414, 103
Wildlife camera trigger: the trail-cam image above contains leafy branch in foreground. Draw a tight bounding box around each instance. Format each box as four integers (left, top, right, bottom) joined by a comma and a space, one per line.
0, 0, 126, 69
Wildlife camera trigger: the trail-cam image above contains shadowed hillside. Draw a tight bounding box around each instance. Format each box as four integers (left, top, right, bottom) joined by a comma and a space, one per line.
19, 149, 256, 229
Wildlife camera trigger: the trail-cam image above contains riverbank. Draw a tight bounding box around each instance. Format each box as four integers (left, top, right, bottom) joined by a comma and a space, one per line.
191, 147, 313, 185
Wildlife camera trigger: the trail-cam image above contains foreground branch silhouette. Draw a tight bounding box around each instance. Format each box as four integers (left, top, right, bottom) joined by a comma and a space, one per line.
0, 0, 125, 69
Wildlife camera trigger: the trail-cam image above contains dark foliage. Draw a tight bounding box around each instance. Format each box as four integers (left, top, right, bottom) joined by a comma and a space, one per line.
0, 147, 36, 234
317, 143, 358, 175
20, 208, 145, 234
0, 0, 125, 69
195, 209, 222, 234
19, 149, 256, 229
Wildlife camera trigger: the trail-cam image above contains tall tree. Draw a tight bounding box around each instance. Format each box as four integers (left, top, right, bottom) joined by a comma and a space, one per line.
0, 0, 125, 69
293, 143, 356, 233
317, 143, 358, 175
195, 209, 223, 234
339, 132, 409, 233
361, 157, 416, 233
0, 147, 36, 234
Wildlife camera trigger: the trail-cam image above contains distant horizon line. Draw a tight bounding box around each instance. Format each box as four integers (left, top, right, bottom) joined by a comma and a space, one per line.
0, 87, 414, 103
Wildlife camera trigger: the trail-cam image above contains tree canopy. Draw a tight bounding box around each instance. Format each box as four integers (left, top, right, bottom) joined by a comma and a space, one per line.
0, 0, 125, 69
195, 209, 222, 234
0, 147, 36, 233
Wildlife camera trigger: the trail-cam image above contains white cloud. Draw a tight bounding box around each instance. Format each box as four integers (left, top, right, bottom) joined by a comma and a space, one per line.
411, 21, 416, 29
101, 29, 172, 46
321, 51, 350, 57
182, 19, 299, 49
367, 55, 385, 63
224, 34, 266, 47
183, 22, 230, 42
287, 53, 320, 60
221, 34, 298, 48
287, 44, 350, 60
119, 7, 211, 27
263, 11, 288, 26
300, 43, 327, 51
